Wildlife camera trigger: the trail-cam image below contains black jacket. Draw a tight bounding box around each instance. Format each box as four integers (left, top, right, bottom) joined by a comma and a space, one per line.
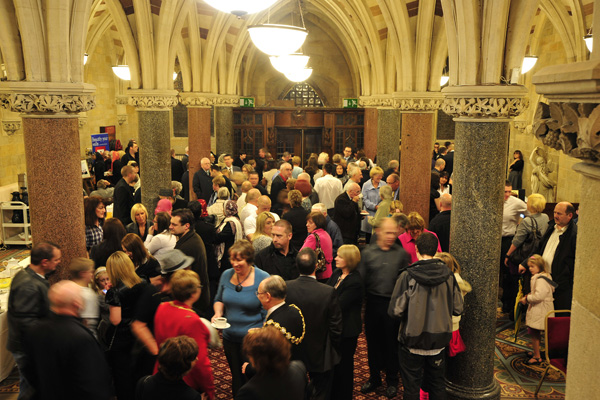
236, 360, 307, 400
7, 267, 50, 353
265, 303, 305, 351
285, 276, 342, 372
281, 207, 309, 251
175, 230, 210, 313
137, 372, 202, 400
192, 169, 213, 202
333, 192, 361, 243
113, 178, 134, 225
254, 244, 299, 281
270, 175, 287, 204
171, 157, 184, 182
327, 269, 363, 338
126, 220, 152, 242
428, 210, 451, 252
26, 313, 112, 400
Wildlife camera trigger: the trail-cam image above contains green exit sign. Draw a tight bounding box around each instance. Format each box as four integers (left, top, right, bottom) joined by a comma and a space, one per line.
343, 98, 358, 108
240, 97, 255, 107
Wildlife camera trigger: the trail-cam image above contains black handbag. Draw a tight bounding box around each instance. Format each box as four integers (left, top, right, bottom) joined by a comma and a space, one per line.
312, 232, 327, 273
509, 217, 542, 265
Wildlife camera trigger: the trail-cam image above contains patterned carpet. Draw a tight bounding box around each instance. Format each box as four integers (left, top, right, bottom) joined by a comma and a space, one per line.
0, 247, 565, 398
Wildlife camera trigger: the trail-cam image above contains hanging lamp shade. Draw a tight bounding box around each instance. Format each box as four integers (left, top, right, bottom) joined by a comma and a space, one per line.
440, 75, 449, 86
521, 56, 538, 74
285, 68, 312, 82
584, 33, 593, 52
248, 24, 308, 56
112, 65, 131, 80
270, 54, 310, 74
83, 53, 89, 65
203, 0, 279, 17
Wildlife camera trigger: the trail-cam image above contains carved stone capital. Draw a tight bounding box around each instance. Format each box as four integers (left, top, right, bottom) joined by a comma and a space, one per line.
533, 101, 600, 165
441, 85, 529, 120
127, 90, 179, 109
393, 92, 444, 111
117, 115, 128, 125
358, 95, 396, 108
115, 96, 129, 105
179, 93, 240, 107
78, 117, 88, 128
0, 82, 96, 114
2, 120, 21, 135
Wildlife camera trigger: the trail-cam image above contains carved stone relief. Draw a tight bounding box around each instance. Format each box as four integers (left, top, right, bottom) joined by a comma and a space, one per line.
0, 93, 96, 113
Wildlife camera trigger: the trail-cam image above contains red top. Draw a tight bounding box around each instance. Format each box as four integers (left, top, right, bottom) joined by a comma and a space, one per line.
301, 228, 334, 279
153, 300, 215, 399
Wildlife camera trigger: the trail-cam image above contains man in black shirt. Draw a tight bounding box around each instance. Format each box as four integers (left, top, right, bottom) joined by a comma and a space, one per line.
428, 193, 452, 252
255, 220, 299, 280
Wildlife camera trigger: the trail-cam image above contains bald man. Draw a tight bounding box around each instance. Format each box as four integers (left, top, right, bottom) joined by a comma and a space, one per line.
428, 193, 452, 252
26, 280, 111, 399
193, 157, 214, 202
237, 181, 254, 210
243, 195, 280, 240
333, 182, 362, 245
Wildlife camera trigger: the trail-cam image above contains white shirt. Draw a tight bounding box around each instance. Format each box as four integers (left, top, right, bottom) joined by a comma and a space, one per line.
502, 195, 527, 237
144, 231, 177, 257
237, 193, 247, 211
240, 203, 258, 226
243, 211, 280, 236
314, 174, 343, 209
542, 225, 567, 274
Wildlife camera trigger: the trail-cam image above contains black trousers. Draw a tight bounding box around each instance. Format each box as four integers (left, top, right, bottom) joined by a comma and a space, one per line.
364, 295, 399, 386
106, 348, 135, 400
223, 338, 247, 396
331, 336, 358, 400
500, 235, 516, 312
308, 369, 333, 400
398, 346, 446, 400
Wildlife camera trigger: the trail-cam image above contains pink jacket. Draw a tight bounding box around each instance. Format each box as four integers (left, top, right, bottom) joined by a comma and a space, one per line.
301, 228, 333, 280
398, 230, 442, 264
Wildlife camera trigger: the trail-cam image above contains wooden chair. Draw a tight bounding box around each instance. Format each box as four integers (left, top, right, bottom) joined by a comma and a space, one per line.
535, 309, 570, 396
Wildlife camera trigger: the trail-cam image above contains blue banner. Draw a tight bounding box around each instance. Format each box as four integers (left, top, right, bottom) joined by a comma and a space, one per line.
91, 133, 110, 153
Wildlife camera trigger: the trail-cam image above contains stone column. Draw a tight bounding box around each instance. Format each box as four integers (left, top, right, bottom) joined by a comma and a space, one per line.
215, 105, 234, 156
376, 108, 401, 170
0, 85, 96, 280
441, 86, 529, 400
363, 108, 378, 160
396, 94, 443, 221
128, 90, 178, 216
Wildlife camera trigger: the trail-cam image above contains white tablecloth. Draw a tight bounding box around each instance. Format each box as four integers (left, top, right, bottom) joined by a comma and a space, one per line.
0, 293, 15, 381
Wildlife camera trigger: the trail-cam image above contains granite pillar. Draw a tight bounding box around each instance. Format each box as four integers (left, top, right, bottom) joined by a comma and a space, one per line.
564, 162, 600, 399
445, 120, 507, 400
399, 113, 435, 220
376, 108, 401, 170
22, 115, 87, 280
137, 110, 171, 217
215, 106, 233, 156
364, 108, 378, 159
187, 106, 212, 200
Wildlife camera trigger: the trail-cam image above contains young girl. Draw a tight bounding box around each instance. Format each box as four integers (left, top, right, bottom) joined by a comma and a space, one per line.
69, 258, 100, 338
519, 255, 556, 365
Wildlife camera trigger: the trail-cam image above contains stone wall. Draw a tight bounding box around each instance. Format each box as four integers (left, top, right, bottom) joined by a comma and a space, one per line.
0, 110, 26, 188
508, 17, 582, 203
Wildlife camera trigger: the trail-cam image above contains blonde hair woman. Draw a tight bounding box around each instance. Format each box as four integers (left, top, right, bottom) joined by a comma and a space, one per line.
127, 203, 151, 241
252, 211, 275, 252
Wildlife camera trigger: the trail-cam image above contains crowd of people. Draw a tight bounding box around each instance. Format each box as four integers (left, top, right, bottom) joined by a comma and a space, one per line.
5, 142, 576, 400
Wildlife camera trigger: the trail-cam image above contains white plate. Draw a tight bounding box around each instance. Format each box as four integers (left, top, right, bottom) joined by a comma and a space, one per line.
211, 322, 231, 329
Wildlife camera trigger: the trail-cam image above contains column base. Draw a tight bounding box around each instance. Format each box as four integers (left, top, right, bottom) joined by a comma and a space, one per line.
446, 379, 501, 400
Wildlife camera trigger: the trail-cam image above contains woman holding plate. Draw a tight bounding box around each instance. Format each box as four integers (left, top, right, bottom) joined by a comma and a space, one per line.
212, 240, 270, 396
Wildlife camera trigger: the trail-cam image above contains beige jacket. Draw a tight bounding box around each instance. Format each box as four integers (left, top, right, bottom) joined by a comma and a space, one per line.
525, 272, 555, 330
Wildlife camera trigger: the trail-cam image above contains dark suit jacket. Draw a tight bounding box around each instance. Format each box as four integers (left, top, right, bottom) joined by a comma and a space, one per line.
333, 192, 361, 242
26, 313, 112, 400
285, 276, 342, 373
282, 207, 309, 251
235, 360, 307, 400
192, 169, 213, 202
126, 220, 152, 242
327, 269, 364, 338
442, 151, 454, 176
175, 230, 210, 314
254, 184, 268, 196
271, 175, 287, 204
428, 210, 451, 252
113, 178, 134, 225
171, 157, 184, 182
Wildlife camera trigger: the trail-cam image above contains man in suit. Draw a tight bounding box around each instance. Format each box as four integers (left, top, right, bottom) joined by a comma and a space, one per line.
171, 149, 184, 183
271, 162, 293, 204
223, 154, 241, 174
192, 157, 213, 202
333, 183, 362, 245
385, 173, 400, 201
25, 280, 111, 400
442, 141, 454, 177
343, 146, 355, 163
429, 193, 452, 252
257, 275, 305, 352
358, 218, 410, 398
113, 164, 136, 225
233, 152, 246, 169
286, 248, 342, 400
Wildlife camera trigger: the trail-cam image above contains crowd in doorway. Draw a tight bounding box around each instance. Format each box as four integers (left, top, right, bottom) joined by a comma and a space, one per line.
6, 140, 575, 400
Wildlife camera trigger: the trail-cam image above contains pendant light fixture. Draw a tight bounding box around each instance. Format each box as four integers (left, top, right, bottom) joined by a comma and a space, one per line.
521, 56, 538, 74
284, 68, 312, 82
269, 53, 310, 74
112, 65, 131, 80
249, 0, 308, 56
203, 0, 279, 17
584, 26, 593, 52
